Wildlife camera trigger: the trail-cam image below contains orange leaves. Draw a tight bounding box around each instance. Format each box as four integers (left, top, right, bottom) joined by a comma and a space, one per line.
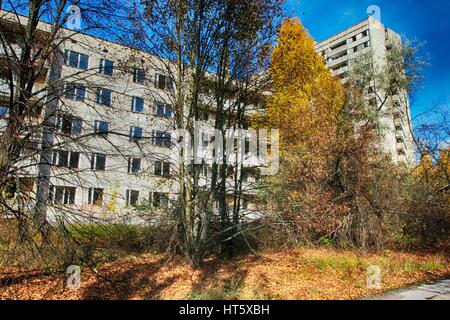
1, 248, 449, 300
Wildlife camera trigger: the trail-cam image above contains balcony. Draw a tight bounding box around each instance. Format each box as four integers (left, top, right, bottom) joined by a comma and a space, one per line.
332, 65, 349, 77
327, 43, 349, 58
327, 53, 349, 68
348, 36, 370, 52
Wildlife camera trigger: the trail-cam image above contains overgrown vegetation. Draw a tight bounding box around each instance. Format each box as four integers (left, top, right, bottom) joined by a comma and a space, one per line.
255, 18, 450, 251
0, 1, 448, 300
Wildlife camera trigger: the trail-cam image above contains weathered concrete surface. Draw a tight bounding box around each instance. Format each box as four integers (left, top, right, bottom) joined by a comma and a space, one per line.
370, 279, 450, 300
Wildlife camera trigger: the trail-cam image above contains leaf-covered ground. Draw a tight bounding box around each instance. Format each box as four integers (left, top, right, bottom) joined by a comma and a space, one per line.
1, 247, 449, 300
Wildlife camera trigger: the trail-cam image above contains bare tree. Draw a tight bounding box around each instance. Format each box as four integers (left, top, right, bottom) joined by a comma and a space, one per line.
120, 0, 284, 266
0, 0, 145, 265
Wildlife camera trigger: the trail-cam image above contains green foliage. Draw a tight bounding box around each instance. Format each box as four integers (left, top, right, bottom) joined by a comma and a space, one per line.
318, 237, 334, 247
65, 223, 168, 254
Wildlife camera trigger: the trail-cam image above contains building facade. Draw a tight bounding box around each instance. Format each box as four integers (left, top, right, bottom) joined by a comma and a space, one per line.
314, 17, 415, 164
0, 11, 259, 223
1, 12, 415, 223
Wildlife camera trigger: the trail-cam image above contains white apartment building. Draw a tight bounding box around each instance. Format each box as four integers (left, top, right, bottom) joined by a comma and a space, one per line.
0, 11, 258, 223
314, 17, 415, 164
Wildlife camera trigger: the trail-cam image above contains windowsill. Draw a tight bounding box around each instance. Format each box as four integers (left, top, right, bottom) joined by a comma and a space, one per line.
152, 144, 171, 149
64, 64, 88, 71
156, 88, 174, 92
154, 175, 172, 179
57, 132, 83, 137
52, 165, 79, 170
63, 97, 86, 103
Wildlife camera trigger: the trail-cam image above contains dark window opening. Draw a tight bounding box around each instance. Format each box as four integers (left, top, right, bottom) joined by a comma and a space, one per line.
88, 188, 103, 206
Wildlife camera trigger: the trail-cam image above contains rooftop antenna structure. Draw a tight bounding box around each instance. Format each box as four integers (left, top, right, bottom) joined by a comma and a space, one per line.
367, 5, 381, 22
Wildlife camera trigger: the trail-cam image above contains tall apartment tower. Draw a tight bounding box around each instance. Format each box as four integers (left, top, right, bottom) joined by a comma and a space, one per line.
314, 17, 415, 164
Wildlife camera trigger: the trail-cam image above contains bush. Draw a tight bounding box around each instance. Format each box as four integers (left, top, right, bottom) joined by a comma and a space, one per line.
399, 182, 450, 247
66, 223, 174, 254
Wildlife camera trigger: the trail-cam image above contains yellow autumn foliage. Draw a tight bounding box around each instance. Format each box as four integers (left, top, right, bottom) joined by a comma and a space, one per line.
417, 147, 450, 192
266, 18, 344, 154
258, 18, 347, 235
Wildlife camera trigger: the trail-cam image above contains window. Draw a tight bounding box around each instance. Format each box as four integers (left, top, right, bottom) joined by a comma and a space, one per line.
50, 186, 76, 205
201, 132, 212, 149
154, 161, 170, 176
152, 192, 169, 208
128, 158, 142, 174
64, 50, 89, 70
396, 138, 403, 144
154, 103, 173, 118
354, 41, 370, 53
242, 197, 249, 210
56, 114, 83, 135
241, 137, 251, 154
202, 136, 209, 149
395, 126, 402, 131
155, 74, 173, 90
131, 97, 144, 113
196, 111, 209, 121
133, 67, 145, 84
126, 190, 139, 206
94, 120, 109, 136
201, 165, 208, 177
152, 130, 171, 147
5, 178, 34, 199
362, 30, 369, 37
0, 105, 9, 118
64, 83, 86, 101
99, 59, 114, 76
91, 153, 106, 171
20, 141, 39, 157
52, 150, 79, 169
130, 126, 143, 142
88, 188, 103, 206
72, 117, 83, 135
330, 40, 346, 51
96, 88, 112, 106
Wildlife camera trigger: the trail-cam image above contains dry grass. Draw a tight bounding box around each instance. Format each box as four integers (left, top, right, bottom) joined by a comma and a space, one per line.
0, 246, 449, 300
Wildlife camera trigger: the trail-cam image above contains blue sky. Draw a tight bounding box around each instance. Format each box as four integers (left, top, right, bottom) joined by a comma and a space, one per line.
285, 0, 450, 120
